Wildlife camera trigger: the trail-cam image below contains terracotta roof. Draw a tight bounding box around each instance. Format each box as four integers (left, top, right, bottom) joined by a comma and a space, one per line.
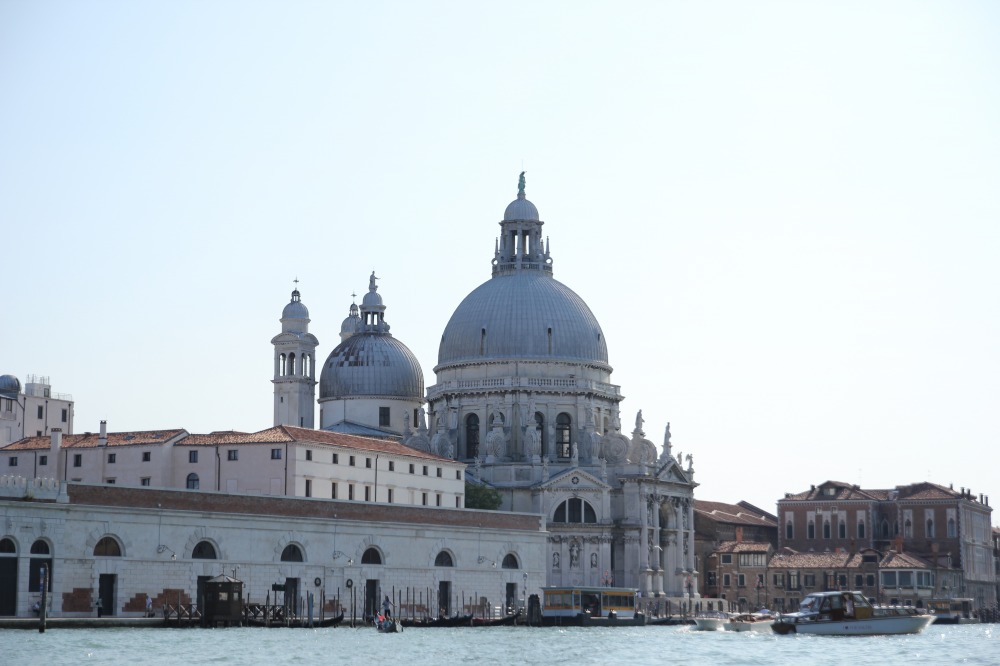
767, 549, 854, 569
178, 425, 454, 463
3, 425, 455, 463
694, 500, 777, 527
715, 541, 772, 554
1, 429, 187, 450
779, 480, 975, 503
880, 550, 932, 569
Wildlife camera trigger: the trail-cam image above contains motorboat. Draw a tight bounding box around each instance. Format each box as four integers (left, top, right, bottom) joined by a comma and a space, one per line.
771, 591, 935, 635
725, 612, 774, 632
928, 598, 978, 624
692, 611, 732, 631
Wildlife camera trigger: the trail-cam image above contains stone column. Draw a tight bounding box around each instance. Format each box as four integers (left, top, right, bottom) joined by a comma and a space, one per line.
653, 499, 665, 595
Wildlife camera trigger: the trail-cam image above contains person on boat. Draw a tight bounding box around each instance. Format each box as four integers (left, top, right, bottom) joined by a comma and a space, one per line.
381, 595, 394, 618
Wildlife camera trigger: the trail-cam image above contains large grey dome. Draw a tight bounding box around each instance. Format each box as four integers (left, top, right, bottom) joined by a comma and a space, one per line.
320, 334, 424, 399
0, 374, 21, 398
437, 271, 609, 368
504, 196, 538, 221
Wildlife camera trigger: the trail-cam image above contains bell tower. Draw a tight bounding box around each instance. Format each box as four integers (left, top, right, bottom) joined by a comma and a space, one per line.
271, 285, 319, 428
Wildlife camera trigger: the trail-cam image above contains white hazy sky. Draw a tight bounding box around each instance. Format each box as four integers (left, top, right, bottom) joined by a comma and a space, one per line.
2, 1, 998, 517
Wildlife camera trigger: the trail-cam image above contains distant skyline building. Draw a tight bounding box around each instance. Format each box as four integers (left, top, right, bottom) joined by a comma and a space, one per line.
0, 374, 74, 448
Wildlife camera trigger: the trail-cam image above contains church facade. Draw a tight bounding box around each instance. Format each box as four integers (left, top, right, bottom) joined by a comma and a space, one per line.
284, 176, 700, 600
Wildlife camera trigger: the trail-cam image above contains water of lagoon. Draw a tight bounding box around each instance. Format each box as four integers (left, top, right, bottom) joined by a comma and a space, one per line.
1, 622, 995, 666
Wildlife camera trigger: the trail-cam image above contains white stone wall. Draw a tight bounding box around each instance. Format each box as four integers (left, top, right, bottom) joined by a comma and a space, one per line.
0, 492, 546, 618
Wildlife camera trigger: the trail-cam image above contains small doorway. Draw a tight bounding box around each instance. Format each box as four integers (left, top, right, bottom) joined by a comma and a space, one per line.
438, 581, 451, 617
99, 573, 117, 617
0, 558, 15, 616
365, 579, 379, 619
196, 575, 212, 611
284, 577, 300, 616
505, 583, 518, 613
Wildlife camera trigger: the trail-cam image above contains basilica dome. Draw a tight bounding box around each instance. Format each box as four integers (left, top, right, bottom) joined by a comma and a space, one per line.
319, 273, 423, 401
437, 176, 609, 369
437, 271, 608, 367
319, 334, 424, 400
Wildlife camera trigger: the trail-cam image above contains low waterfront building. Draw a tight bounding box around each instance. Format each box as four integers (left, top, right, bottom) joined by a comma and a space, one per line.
693, 500, 777, 599
0, 480, 546, 618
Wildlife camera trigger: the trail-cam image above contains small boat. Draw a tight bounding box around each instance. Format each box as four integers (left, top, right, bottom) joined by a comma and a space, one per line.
928, 598, 978, 624
399, 613, 473, 628
724, 612, 774, 632
771, 591, 935, 636
536, 586, 646, 626
471, 613, 519, 627
692, 611, 732, 631
375, 615, 402, 633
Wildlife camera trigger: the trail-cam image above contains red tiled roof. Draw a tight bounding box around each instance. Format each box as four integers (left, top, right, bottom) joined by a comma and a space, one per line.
2, 425, 455, 463
694, 500, 777, 527
715, 541, 772, 554
2, 429, 187, 450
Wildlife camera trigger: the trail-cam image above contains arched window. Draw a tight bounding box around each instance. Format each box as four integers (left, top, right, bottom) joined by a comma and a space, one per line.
361, 548, 382, 565
823, 521, 831, 539
465, 414, 480, 459
556, 413, 572, 458
288, 353, 296, 376
552, 498, 597, 524
947, 518, 956, 538
807, 521, 815, 539
186, 473, 199, 490
838, 522, 846, 539
0, 538, 15, 554
535, 412, 546, 457
881, 520, 889, 538
903, 519, 912, 538
94, 537, 121, 557
192, 541, 217, 559
858, 521, 866, 539
434, 551, 454, 567
926, 518, 934, 538
785, 522, 793, 539
280, 544, 303, 562
501, 554, 519, 569
30, 539, 53, 593
279, 353, 287, 376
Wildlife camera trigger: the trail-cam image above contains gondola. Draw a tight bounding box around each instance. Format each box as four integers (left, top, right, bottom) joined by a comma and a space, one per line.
400, 613, 474, 628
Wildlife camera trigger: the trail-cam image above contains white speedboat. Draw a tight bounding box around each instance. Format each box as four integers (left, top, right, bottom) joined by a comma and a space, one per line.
725, 612, 774, 632
692, 611, 732, 631
772, 591, 935, 636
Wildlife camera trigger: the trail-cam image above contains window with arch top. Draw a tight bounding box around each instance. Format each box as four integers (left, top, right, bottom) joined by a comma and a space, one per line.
94, 537, 121, 557
361, 547, 382, 565
552, 498, 597, 524
501, 553, 519, 569
192, 541, 217, 559
0, 537, 15, 554
186, 473, 199, 490
556, 413, 572, 458
465, 414, 480, 459
434, 551, 454, 567
281, 544, 304, 562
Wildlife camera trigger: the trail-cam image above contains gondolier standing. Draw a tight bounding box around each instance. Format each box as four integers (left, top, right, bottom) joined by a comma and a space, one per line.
381, 595, 394, 618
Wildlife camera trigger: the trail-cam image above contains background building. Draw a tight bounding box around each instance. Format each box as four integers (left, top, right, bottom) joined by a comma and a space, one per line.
0, 375, 74, 448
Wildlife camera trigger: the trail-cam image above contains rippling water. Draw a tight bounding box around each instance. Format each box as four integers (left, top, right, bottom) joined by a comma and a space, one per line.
1, 624, 996, 666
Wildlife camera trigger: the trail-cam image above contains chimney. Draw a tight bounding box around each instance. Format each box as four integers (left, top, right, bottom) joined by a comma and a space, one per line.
735, 526, 743, 543
50, 428, 62, 454
99, 420, 107, 448
894, 534, 903, 554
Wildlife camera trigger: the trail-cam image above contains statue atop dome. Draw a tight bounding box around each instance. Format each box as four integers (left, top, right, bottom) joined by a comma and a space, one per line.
518, 171, 526, 196
369, 271, 378, 292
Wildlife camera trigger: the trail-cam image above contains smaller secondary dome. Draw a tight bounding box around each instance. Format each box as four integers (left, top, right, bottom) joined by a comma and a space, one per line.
340, 302, 362, 340
504, 171, 539, 221
282, 289, 309, 320
0, 374, 21, 397
504, 196, 538, 221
